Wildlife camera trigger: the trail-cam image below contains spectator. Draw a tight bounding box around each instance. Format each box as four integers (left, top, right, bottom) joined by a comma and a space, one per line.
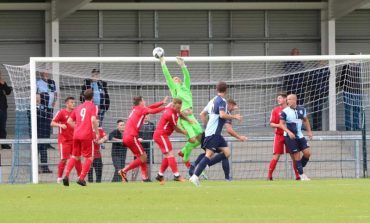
306, 62, 330, 131
109, 119, 127, 182
132, 115, 156, 180
80, 69, 110, 126
88, 124, 107, 183
339, 58, 362, 131
36, 71, 57, 173
283, 48, 305, 105
0, 70, 12, 149
139, 115, 155, 164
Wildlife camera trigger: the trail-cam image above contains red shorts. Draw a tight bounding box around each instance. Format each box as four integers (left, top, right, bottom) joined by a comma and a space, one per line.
273, 134, 288, 154
153, 133, 172, 154
123, 135, 145, 157
59, 142, 72, 160
72, 139, 94, 158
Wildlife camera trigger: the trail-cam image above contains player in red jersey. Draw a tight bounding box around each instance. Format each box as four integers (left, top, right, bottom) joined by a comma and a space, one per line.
118, 95, 168, 182
267, 93, 300, 180
63, 89, 100, 186
154, 98, 187, 185
51, 96, 83, 183
88, 124, 107, 183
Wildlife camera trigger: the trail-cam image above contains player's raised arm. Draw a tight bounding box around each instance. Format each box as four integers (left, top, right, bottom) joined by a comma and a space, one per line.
160, 57, 177, 97
147, 96, 168, 109
177, 57, 191, 90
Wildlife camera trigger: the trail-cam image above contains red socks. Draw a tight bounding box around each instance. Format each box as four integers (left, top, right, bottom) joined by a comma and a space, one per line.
268, 159, 278, 178
167, 156, 179, 175
140, 162, 148, 180
159, 157, 179, 175
64, 158, 76, 178
57, 160, 66, 178
75, 159, 82, 177
123, 158, 143, 174
184, 160, 191, 168
292, 160, 300, 179
79, 158, 93, 181
122, 158, 148, 180
159, 158, 169, 174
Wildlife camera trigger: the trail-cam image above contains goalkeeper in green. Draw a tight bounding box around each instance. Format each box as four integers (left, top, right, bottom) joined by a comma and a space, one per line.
160, 56, 203, 168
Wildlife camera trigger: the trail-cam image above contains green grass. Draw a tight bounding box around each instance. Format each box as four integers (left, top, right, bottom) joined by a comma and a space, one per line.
1, 179, 370, 223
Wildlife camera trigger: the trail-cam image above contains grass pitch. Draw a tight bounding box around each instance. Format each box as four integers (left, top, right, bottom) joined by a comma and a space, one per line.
1, 179, 370, 223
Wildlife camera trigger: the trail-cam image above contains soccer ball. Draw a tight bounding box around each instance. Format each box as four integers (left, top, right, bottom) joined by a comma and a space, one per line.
153, 47, 164, 59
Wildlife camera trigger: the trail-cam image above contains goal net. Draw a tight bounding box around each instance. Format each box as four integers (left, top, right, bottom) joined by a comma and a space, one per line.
4, 55, 370, 183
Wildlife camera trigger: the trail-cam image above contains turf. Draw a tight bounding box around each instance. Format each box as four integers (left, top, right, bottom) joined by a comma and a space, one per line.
1, 179, 370, 223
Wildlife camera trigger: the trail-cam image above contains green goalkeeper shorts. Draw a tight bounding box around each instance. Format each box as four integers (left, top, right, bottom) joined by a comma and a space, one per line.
178, 114, 203, 139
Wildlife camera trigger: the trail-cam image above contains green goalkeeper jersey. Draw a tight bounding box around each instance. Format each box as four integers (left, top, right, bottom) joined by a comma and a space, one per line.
162, 64, 193, 111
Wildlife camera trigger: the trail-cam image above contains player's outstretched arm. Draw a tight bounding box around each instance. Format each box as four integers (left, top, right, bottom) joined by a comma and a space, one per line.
220, 110, 242, 121
225, 123, 247, 142
147, 96, 168, 109
145, 107, 165, 115
160, 57, 177, 97
177, 57, 191, 90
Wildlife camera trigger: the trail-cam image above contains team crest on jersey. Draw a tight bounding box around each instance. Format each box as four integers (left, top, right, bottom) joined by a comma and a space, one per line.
299, 110, 303, 115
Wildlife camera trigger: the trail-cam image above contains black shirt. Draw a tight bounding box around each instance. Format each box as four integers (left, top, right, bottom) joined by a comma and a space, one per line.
0, 82, 12, 111
109, 129, 127, 154
139, 121, 155, 148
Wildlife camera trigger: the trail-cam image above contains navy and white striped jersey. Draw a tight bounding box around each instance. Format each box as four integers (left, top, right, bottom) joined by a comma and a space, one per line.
203, 95, 228, 137
280, 105, 307, 138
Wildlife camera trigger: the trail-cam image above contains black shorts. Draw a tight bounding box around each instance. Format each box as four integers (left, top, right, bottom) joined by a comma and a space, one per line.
202, 134, 228, 153
284, 136, 309, 154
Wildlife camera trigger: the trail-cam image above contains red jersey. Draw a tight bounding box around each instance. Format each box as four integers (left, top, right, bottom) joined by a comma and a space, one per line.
52, 109, 74, 144
270, 106, 284, 135
124, 102, 165, 137
93, 128, 106, 158
70, 101, 98, 140
154, 106, 180, 136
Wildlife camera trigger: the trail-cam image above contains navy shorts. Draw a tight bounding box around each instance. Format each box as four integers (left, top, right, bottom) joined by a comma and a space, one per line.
284, 136, 309, 154
202, 134, 228, 153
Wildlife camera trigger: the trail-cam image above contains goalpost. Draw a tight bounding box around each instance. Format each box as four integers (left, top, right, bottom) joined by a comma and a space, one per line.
4, 55, 370, 184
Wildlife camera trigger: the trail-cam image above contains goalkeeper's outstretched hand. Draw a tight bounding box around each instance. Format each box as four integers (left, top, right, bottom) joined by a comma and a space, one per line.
176, 56, 186, 67
160, 57, 166, 65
